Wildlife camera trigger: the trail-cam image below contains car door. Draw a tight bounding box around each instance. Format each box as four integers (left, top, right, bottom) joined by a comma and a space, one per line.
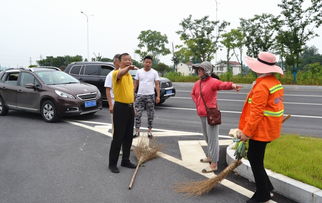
82, 64, 100, 87
68, 65, 83, 81
16, 72, 41, 111
1, 72, 20, 107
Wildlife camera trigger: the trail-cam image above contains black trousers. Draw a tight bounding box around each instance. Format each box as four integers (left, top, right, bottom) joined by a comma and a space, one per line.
247, 139, 274, 202
109, 102, 134, 167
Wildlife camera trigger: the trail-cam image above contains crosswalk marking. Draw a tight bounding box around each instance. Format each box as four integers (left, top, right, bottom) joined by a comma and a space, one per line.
66, 120, 275, 200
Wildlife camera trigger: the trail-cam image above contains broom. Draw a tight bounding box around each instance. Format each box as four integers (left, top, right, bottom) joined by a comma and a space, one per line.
175, 114, 291, 196
128, 137, 161, 189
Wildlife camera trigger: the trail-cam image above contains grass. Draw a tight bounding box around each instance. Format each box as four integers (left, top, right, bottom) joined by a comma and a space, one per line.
265, 134, 322, 189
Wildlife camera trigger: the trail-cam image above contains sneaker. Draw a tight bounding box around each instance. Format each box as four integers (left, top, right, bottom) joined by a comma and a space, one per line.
121, 161, 137, 169
133, 132, 140, 138
109, 165, 120, 173
147, 132, 153, 139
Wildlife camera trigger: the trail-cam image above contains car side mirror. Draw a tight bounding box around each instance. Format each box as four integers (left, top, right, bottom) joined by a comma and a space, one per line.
25, 83, 35, 89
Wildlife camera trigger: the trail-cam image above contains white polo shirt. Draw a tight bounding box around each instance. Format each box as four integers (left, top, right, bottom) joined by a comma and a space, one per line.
104, 70, 114, 104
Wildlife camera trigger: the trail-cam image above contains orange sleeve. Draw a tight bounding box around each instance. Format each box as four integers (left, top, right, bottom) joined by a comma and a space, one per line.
242, 84, 268, 137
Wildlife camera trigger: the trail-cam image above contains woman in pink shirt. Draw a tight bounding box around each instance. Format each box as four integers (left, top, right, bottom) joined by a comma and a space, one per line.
191, 61, 241, 173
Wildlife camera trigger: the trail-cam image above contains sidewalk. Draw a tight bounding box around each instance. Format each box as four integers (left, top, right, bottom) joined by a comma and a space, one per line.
226, 143, 322, 203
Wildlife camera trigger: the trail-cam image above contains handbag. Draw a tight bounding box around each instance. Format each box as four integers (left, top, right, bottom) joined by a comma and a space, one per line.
199, 80, 221, 125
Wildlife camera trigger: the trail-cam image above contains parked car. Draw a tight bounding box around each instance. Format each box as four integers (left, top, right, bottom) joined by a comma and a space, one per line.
64, 62, 114, 101
129, 70, 176, 104
0, 67, 102, 122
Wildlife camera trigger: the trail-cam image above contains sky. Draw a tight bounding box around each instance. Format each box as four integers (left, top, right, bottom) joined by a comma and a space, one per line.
0, 0, 321, 68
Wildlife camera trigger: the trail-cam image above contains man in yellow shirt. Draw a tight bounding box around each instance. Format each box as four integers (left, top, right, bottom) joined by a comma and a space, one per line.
108, 53, 137, 173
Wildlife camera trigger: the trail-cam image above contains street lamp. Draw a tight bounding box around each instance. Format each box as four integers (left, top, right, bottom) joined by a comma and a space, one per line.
81, 11, 90, 61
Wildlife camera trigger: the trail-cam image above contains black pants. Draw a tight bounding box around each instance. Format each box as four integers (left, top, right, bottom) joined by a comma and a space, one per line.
109, 102, 134, 167
247, 139, 274, 202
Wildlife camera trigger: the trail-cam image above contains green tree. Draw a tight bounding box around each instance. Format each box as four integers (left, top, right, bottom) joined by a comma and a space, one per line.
153, 63, 171, 76
300, 46, 322, 68
176, 15, 229, 62
277, 0, 322, 76
37, 55, 83, 70
221, 28, 245, 70
135, 30, 170, 61
240, 13, 282, 57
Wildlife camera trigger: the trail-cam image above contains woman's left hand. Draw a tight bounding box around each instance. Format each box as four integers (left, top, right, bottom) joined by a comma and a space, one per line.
237, 129, 250, 141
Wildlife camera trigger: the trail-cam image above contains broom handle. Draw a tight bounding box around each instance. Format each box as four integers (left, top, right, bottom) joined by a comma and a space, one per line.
128, 164, 140, 190
283, 114, 291, 123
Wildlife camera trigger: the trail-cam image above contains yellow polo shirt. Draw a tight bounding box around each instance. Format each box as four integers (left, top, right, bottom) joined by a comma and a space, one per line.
112, 70, 134, 104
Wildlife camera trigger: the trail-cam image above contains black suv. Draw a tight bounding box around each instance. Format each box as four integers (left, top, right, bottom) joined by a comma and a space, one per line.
65, 62, 114, 100
0, 67, 102, 122
65, 62, 176, 104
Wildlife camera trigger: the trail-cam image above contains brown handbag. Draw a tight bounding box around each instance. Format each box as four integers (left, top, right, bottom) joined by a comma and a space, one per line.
199, 80, 221, 125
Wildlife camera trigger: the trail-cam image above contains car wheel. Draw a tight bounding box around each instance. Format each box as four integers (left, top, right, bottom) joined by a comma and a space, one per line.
41, 100, 59, 122
0, 96, 9, 116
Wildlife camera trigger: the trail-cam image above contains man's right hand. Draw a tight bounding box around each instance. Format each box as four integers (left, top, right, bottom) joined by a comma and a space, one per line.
109, 105, 113, 113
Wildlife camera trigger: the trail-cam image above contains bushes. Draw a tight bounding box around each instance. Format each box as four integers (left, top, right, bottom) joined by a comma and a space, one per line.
164, 72, 199, 82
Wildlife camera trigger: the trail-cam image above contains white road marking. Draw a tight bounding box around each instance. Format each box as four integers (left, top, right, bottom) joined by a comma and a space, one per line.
157, 106, 322, 119
174, 96, 322, 106
66, 120, 261, 199
176, 90, 322, 98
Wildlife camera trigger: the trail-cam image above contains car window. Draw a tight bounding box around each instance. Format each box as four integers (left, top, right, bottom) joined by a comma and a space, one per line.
84, 65, 100, 75
4, 72, 19, 86
36, 70, 79, 85
101, 65, 113, 76
70, 65, 82, 75
20, 72, 39, 86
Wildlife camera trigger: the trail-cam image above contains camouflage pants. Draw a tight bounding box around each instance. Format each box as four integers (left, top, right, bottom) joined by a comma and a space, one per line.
135, 94, 155, 129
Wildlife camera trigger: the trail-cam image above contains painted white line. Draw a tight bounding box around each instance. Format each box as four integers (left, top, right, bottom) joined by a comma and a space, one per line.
176, 90, 322, 98
174, 96, 322, 106
158, 107, 322, 119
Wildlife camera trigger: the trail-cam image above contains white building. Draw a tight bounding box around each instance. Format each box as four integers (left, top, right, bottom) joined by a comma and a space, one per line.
176, 62, 194, 76
214, 61, 241, 75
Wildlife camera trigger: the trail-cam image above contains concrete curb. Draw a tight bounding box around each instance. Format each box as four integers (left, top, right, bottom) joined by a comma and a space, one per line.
226, 143, 322, 203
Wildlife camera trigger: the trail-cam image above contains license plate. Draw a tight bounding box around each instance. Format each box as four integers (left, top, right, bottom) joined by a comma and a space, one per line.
85, 100, 96, 108
166, 90, 173, 94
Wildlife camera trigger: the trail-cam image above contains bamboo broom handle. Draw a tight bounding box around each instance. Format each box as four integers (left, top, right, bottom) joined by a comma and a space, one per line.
283, 114, 291, 123
128, 164, 140, 190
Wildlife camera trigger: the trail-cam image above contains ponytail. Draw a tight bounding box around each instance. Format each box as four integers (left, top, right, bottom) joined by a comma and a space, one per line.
211, 73, 220, 80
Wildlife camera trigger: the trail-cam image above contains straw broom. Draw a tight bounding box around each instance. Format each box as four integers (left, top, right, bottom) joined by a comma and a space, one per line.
128, 137, 161, 189
175, 114, 291, 196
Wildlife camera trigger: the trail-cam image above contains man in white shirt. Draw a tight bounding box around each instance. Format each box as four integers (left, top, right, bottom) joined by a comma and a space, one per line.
104, 54, 120, 136
133, 56, 160, 138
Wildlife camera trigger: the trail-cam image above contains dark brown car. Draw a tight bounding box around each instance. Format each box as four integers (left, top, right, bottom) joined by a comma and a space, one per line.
0, 67, 102, 122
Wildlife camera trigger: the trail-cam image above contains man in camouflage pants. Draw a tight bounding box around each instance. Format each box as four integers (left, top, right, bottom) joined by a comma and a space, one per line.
133, 56, 160, 138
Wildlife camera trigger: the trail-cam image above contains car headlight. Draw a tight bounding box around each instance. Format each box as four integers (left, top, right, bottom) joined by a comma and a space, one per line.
96, 91, 101, 98
55, 90, 75, 99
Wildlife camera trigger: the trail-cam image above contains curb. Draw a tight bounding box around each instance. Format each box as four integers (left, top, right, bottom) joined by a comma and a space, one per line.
226, 143, 322, 203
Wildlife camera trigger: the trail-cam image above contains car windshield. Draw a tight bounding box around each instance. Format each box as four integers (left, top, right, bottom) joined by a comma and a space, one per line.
35, 70, 79, 85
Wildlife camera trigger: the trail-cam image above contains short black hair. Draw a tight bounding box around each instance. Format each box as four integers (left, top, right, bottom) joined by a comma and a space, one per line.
113, 54, 120, 61
143, 55, 153, 61
119, 53, 130, 61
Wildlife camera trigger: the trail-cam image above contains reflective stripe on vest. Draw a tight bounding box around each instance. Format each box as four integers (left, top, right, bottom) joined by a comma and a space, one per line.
248, 98, 252, 103
269, 84, 283, 94
263, 109, 284, 117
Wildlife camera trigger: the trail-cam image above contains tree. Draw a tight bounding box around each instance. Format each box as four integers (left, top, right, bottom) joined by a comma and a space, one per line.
135, 30, 170, 61
37, 55, 83, 70
153, 63, 171, 76
277, 0, 322, 76
239, 13, 282, 57
300, 46, 322, 68
176, 15, 229, 63
221, 28, 245, 70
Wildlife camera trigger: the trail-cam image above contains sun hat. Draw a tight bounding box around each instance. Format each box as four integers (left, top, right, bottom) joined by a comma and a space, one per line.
192, 61, 213, 75
245, 52, 283, 75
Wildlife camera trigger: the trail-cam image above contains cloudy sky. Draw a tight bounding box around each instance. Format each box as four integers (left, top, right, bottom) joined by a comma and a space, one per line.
1, 0, 321, 67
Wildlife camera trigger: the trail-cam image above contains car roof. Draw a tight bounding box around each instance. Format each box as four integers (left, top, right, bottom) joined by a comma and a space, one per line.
69, 61, 114, 66
4, 67, 58, 73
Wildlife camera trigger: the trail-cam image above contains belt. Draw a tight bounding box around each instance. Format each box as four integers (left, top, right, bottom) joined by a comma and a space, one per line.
115, 101, 133, 107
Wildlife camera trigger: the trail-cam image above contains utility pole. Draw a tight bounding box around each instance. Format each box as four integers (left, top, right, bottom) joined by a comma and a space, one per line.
81, 11, 90, 61
214, 0, 219, 65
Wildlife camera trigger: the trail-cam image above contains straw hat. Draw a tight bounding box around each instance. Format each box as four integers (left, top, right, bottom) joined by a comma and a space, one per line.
245, 52, 283, 75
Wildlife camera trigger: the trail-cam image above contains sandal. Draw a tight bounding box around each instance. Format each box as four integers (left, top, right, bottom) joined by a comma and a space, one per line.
200, 157, 211, 163
147, 132, 153, 139
201, 166, 218, 173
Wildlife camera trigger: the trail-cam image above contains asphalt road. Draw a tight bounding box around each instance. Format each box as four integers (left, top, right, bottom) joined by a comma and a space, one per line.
1, 82, 320, 203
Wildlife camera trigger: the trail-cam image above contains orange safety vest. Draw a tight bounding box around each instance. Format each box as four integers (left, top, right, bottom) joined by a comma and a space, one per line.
239, 75, 284, 142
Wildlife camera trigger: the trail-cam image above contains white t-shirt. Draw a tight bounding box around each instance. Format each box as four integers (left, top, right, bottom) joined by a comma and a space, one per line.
135, 68, 160, 95
104, 70, 114, 104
